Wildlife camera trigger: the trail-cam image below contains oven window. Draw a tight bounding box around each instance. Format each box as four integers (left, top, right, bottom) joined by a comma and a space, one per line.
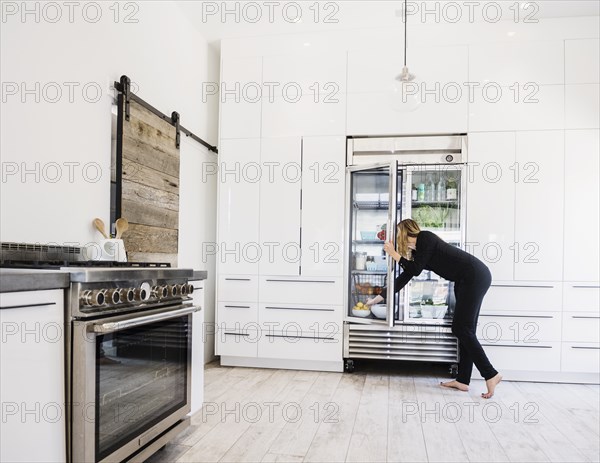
95, 316, 189, 461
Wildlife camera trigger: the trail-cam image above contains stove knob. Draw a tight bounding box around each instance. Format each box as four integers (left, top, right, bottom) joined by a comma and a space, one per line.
186, 284, 195, 295
134, 287, 148, 302
119, 288, 135, 303
170, 285, 179, 297
104, 289, 120, 305
178, 284, 188, 296
152, 285, 168, 299
81, 290, 105, 307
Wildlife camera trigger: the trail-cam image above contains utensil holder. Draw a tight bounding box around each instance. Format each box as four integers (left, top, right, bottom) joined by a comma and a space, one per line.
99, 239, 127, 262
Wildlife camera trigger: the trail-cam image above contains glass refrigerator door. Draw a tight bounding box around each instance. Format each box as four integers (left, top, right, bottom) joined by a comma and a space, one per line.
346, 161, 398, 327
402, 165, 464, 324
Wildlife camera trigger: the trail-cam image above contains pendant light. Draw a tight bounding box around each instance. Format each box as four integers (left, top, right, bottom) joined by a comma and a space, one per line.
390, 0, 420, 112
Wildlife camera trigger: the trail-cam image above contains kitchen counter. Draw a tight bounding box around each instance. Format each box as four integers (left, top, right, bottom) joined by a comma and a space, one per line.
0, 269, 70, 293
191, 270, 208, 281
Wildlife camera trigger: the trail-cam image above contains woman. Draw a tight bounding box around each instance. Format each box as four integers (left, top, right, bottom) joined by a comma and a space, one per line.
366, 219, 502, 398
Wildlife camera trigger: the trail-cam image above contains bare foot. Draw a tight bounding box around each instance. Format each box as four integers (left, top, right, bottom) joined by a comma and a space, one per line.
481, 373, 502, 399
440, 380, 469, 391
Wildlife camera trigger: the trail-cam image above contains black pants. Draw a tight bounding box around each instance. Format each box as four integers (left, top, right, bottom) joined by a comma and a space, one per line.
452, 261, 498, 384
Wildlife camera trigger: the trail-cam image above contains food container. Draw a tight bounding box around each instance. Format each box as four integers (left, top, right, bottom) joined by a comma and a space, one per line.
352, 308, 371, 317
355, 252, 367, 270
360, 231, 377, 240
371, 304, 387, 319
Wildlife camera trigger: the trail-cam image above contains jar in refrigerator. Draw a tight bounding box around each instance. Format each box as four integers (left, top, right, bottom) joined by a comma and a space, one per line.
355, 252, 367, 270
446, 177, 458, 200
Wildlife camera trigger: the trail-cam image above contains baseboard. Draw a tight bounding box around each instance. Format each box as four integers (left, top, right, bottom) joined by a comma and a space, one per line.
220, 356, 344, 372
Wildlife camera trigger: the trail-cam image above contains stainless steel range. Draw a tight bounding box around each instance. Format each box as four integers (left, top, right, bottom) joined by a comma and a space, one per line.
66, 267, 200, 463
1, 243, 202, 463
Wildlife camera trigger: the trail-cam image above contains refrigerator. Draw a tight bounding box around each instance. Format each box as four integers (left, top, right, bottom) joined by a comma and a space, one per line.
343, 135, 467, 374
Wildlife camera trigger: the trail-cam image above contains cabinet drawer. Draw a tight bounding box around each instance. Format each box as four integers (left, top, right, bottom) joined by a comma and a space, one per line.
563, 283, 600, 312
0, 288, 64, 309
215, 328, 258, 358
562, 313, 600, 343
259, 277, 342, 305
481, 342, 560, 371
561, 343, 600, 373
477, 312, 561, 342
217, 302, 258, 330
258, 303, 342, 336
257, 333, 342, 362
218, 275, 258, 302
483, 283, 562, 312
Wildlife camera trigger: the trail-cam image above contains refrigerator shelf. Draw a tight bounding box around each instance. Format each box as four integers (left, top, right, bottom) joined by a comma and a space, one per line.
411, 200, 459, 209
352, 240, 385, 245
351, 270, 387, 275
353, 201, 388, 210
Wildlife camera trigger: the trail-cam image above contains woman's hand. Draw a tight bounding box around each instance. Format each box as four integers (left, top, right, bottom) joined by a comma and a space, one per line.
366, 295, 384, 306
383, 241, 400, 262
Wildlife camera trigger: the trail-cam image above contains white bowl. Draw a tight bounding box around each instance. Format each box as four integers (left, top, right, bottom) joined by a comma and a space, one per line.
371, 304, 387, 319
352, 308, 371, 318
420, 306, 435, 318
433, 305, 448, 319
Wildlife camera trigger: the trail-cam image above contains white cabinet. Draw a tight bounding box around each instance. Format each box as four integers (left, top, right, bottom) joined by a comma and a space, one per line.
514, 131, 564, 281
482, 342, 561, 372
217, 138, 261, 275
220, 57, 263, 139
469, 40, 564, 86
561, 343, 600, 374
301, 136, 345, 277
477, 311, 561, 343
346, 46, 469, 135
563, 283, 600, 312
466, 132, 516, 281
565, 39, 600, 84
565, 84, 600, 129
564, 130, 600, 281
259, 137, 302, 276
0, 289, 66, 463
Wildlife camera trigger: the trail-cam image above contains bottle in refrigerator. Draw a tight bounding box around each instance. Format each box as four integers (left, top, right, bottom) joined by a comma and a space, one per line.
425, 174, 435, 202
437, 176, 447, 201
417, 183, 425, 201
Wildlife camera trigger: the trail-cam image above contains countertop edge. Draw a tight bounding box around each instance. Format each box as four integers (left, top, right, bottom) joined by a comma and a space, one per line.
0, 272, 70, 293
190, 270, 208, 281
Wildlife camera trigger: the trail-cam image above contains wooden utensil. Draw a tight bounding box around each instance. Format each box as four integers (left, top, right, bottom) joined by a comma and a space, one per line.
93, 218, 109, 239
115, 218, 129, 239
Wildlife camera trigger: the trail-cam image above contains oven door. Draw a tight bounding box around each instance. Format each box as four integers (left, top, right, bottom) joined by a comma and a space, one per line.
71, 304, 199, 463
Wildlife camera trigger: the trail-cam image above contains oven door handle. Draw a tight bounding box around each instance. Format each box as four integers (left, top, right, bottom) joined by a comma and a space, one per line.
92, 306, 201, 334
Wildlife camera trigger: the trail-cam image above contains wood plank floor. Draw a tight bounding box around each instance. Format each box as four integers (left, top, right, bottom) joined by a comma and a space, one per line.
147, 361, 600, 463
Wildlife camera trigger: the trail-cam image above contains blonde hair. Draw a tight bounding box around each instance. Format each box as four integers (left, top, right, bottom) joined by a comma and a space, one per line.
396, 219, 421, 259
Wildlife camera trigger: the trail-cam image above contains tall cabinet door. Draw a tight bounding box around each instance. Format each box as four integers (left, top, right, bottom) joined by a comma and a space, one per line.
564, 129, 600, 281
467, 132, 516, 281
259, 137, 302, 276
217, 139, 261, 274
515, 131, 564, 281
301, 136, 346, 277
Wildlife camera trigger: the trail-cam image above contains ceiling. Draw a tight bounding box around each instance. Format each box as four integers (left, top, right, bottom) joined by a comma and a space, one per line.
178, 1, 600, 43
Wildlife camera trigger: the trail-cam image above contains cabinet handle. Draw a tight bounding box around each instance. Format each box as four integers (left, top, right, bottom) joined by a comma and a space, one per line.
480, 344, 553, 349
572, 285, 600, 289
224, 332, 250, 337
224, 305, 251, 309
265, 306, 335, 312
265, 334, 335, 341
491, 284, 554, 289
571, 316, 600, 319
0, 302, 57, 310
480, 314, 554, 319
571, 346, 600, 350
225, 278, 251, 281
266, 279, 335, 284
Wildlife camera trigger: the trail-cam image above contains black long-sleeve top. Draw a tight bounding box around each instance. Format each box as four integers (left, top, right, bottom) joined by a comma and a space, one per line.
383, 231, 479, 296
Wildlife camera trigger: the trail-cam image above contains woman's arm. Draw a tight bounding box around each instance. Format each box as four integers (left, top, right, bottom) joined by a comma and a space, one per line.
398, 232, 436, 276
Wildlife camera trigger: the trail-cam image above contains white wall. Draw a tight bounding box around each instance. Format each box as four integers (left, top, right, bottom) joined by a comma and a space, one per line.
0, 2, 218, 245
1, 2, 219, 361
